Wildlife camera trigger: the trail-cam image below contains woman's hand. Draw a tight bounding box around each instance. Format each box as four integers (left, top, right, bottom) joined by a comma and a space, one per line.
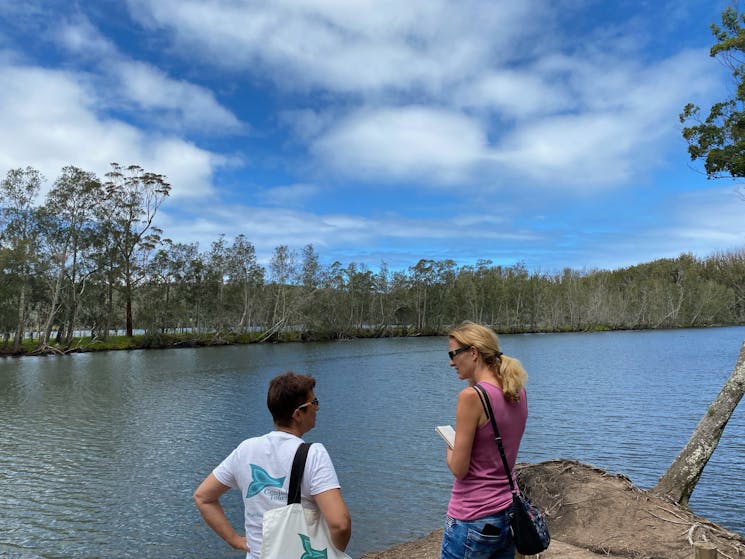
228, 535, 249, 551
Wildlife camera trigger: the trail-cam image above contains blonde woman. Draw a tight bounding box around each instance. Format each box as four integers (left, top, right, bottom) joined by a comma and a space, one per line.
441, 321, 528, 559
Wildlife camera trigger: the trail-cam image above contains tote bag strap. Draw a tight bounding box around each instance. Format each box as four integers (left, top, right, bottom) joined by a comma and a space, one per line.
287, 442, 313, 505
473, 383, 517, 494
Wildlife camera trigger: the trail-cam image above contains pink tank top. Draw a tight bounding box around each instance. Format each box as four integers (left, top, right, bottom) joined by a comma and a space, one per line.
447, 382, 528, 520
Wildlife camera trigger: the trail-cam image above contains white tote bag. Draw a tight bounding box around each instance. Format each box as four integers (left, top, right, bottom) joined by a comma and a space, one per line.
261, 502, 351, 559
261, 442, 352, 559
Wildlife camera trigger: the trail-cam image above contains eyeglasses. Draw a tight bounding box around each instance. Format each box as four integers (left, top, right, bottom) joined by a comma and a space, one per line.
448, 346, 471, 360
297, 397, 319, 411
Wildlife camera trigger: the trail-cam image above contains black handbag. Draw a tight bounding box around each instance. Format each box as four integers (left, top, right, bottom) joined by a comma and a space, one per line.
473, 383, 550, 556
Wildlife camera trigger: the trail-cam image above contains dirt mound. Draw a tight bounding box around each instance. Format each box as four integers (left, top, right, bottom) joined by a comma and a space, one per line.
359, 530, 633, 559
360, 460, 745, 559
517, 460, 745, 558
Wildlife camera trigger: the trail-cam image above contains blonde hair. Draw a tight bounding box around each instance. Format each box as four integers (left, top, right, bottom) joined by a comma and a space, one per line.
448, 321, 527, 402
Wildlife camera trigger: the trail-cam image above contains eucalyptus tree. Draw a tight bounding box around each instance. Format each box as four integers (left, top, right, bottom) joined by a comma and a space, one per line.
87, 215, 120, 339
207, 235, 230, 332
434, 259, 458, 329
473, 260, 494, 324
179, 243, 210, 333
522, 271, 548, 330
226, 234, 264, 333
99, 163, 171, 337
558, 267, 588, 330
35, 166, 102, 349
389, 269, 413, 327
344, 262, 376, 331
141, 239, 191, 333
267, 245, 297, 335
480, 264, 507, 328
0, 167, 43, 350
409, 259, 436, 332
0, 246, 16, 344
142, 241, 175, 333
452, 265, 479, 324
297, 243, 321, 330
300, 244, 321, 290
704, 249, 745, 322
409, 258, 457, 331
536, 271, 564, 331
313, 260, 346, 335
501, 262, 532, 330
372, 261, 393, 331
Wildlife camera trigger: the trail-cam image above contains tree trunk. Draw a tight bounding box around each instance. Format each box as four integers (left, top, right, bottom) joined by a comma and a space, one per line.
126, 291, 133, 337
13, 282, 27, 350
103, 278, 113, 340
38, 265, 66, 348
652, 340, 745, 506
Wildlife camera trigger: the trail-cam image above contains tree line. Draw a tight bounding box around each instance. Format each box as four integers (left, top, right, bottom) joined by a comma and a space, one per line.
2, 164, 745, 354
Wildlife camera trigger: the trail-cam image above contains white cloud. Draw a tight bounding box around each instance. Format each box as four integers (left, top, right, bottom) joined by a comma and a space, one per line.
487, 49, 721, 187
496, 111, 641, 184
312, 44, 719, 188
114, 60, 244, 133
0, 62, 218, 199
312, 106, 491, 183
115, 0, 725, 193
56, 18, 244, 134
57, 17, 117, 58
454, 69, 573, 119
126, 0, 546, 94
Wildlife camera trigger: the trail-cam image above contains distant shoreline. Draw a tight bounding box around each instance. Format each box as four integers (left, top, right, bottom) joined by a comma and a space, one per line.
2, 323, 743, 358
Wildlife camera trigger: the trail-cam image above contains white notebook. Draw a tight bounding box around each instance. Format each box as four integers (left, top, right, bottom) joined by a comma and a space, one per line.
435, 425, 455, 449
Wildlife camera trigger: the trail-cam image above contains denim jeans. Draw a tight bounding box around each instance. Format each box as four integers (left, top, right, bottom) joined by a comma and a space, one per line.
440, 508, 514, 559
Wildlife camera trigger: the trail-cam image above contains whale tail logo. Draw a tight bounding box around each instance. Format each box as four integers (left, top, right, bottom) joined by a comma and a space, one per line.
299, 534, 327, 559
246, 464, 285, 498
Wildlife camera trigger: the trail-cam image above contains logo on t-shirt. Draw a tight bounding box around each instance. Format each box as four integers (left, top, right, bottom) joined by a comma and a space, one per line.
246, 464, 285, 498
299, 533, 327, 558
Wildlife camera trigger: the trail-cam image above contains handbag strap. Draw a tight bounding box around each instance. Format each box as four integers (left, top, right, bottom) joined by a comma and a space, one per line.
473, 383, 518, 495
287, 442, 313, 505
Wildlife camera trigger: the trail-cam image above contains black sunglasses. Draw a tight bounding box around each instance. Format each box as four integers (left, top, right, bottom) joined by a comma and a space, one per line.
448, 346, 471, 360
297, 397, 319, 410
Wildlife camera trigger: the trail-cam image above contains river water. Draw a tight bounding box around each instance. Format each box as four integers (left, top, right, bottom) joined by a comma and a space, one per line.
1, 327, 744, 558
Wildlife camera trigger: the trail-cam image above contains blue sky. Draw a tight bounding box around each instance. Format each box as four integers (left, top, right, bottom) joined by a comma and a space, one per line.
1, 0, 743, 273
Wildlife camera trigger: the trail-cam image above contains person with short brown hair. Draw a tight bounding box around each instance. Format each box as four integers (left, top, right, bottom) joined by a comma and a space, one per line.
194, 371, 351, 558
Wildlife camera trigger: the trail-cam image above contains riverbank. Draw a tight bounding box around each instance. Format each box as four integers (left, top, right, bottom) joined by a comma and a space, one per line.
0, 329, 412, 356
360, 460, 745, 559
3, 323, 743, 357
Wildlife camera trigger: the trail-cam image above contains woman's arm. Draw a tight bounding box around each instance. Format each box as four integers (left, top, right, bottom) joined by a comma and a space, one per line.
314, 488, 352, 551
446, 387, 482, 479
193, 473, 249, 552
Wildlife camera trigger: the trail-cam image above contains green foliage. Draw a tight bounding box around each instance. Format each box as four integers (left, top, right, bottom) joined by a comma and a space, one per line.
681, 6, 745, 179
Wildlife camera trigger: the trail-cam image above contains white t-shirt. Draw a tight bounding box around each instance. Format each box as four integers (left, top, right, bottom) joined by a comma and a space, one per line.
213, 430, 341, 559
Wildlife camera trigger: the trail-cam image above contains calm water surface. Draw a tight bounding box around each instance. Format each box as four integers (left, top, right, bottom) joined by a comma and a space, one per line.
1, 327, 744, 558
